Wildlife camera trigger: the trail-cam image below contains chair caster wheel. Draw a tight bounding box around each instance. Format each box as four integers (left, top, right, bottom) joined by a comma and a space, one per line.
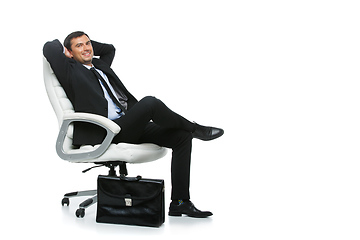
62, 198, 70, 206
76, 208, 85, 218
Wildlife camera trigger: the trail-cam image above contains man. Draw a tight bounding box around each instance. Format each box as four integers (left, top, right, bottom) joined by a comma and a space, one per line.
43, 31, 224, 218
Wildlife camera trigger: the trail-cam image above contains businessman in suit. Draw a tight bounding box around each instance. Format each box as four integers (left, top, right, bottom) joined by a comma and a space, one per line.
43, 31, 224, 218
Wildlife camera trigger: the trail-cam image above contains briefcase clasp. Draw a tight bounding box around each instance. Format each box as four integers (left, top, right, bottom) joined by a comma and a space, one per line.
125, 198, 132, 207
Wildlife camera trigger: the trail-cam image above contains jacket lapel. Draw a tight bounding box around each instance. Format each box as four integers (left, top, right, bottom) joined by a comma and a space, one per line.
93, 59, 134, 100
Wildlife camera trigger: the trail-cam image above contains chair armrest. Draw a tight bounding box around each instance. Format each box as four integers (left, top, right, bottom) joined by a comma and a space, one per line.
63, 112, 121, 134
56, 112, 121, 161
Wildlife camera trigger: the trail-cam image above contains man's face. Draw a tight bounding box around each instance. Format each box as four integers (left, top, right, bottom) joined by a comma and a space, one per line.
68, 35, 93, 66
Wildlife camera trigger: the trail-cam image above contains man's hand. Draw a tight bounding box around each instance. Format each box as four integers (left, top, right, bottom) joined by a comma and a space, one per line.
64, 47, 72, 58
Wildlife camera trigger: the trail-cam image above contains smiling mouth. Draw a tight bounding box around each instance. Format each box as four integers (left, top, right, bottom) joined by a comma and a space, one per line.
83, 51, 91, 57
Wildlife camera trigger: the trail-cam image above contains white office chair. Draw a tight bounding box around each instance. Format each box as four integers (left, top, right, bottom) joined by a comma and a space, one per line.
43, 58, 167, 218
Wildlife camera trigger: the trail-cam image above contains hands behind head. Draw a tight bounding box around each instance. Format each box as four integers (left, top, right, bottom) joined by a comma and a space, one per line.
64, 47, 72, 58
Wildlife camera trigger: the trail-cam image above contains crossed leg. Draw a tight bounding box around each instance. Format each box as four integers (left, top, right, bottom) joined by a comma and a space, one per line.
112, 96, 193, 200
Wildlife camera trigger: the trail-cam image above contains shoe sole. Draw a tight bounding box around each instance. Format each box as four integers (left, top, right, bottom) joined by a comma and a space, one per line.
168, 212, 182, 217
193, 130, 224, 141
168, 212, 212, 218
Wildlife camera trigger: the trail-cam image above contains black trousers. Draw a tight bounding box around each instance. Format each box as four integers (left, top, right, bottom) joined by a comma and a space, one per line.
112, 96, 194, 200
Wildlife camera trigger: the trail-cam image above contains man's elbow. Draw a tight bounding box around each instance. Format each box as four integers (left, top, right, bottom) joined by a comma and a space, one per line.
43, 39, 61, 57
110, 44, 116, 54
43, 41, 53, 58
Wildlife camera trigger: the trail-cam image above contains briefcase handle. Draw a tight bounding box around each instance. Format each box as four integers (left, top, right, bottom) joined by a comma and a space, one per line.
119, 175, 142, 182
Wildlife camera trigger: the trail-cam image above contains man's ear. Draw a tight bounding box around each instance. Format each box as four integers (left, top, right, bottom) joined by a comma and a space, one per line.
64, 47, 73, 58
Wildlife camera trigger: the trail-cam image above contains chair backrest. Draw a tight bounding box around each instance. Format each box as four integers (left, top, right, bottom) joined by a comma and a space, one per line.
43, 58, 76, 152
43, 58, 74, 128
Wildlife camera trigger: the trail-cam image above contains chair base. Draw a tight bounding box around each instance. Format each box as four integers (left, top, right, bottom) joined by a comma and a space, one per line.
62, 190, 97, 218
61, 161, 128, 218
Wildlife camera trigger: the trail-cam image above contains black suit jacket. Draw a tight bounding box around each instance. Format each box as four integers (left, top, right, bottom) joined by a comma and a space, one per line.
43, 39, 138, 146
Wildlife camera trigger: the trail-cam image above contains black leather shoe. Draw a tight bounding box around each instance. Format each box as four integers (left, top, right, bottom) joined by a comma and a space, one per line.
192, 123, 224, 141
169, 201, 213, 218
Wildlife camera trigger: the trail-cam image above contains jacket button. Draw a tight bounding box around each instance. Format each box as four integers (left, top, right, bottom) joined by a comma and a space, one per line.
105, 108, 108, 111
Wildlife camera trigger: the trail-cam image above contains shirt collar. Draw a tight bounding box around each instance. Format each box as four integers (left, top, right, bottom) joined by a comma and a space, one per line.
83, 64, 94, 70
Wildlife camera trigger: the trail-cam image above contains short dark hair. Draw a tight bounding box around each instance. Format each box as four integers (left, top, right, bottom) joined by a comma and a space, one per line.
64, 31, 90, 50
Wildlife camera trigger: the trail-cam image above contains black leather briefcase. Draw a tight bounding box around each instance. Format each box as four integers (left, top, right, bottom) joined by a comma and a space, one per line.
96, 175, 165, 227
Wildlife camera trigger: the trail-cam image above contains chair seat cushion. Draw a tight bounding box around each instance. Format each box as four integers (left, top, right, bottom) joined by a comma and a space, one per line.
67, 143, 167, 163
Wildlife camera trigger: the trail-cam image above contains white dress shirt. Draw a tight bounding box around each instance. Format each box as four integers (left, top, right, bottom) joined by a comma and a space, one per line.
83, 64, 123, 120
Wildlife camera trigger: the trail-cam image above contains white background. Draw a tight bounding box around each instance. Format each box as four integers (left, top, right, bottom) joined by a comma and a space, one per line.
1, 0, 360, 239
